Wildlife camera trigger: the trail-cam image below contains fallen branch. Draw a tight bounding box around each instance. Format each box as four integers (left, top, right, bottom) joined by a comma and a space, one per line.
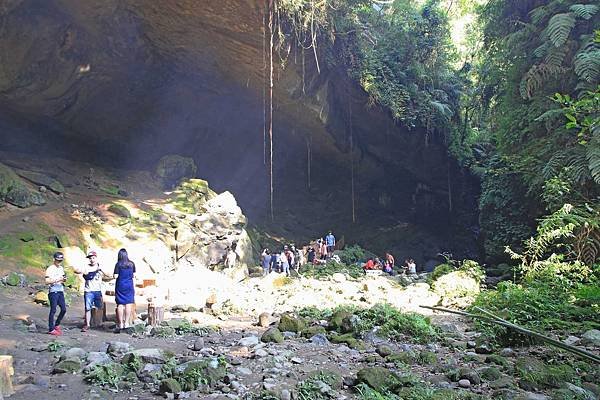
420, 305, 600, 364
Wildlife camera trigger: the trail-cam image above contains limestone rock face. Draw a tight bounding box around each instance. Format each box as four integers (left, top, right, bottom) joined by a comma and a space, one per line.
0, 1, 477, 244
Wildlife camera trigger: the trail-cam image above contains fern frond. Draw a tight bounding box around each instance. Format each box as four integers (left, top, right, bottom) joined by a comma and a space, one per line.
520, 63, 568, 99
429, 100, 453, 120
530, 5, 550, 25
586, 142, 600, 184
543, 150, 568, 180
565, 149, 591, 183
545, 13, 576, 48
569, 4, 599, 20
544, 45, 568, 66
534, 42, 549, 58
574, 48, 600, 83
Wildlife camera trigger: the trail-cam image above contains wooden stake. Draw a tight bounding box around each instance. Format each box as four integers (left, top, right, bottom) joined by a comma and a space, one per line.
0, 355, 14, 397
147, 303, 164, 327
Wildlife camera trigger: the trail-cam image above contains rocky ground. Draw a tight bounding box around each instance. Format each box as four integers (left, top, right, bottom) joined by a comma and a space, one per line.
0, 281, 599, 400
0, 154, 599, 400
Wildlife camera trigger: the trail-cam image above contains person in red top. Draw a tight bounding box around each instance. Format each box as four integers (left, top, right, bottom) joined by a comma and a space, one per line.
363, 258, 375, 270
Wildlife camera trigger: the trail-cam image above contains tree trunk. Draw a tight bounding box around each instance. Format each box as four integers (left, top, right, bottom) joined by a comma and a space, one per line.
0, 355, 14, 398
147, 303, 164, 327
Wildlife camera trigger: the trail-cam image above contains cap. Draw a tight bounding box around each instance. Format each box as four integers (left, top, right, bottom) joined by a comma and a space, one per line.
86, 251, 98, 258
53, 252, 64, 261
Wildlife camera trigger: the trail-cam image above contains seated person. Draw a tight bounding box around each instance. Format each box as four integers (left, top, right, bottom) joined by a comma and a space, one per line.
373, 257, 383, 270
363, 258, 375, 270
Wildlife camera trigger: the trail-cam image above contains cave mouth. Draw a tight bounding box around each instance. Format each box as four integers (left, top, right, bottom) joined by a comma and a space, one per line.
0, 0, 480, 263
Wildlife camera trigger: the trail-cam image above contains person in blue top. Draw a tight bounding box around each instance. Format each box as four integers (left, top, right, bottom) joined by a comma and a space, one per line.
325, 231, 336, 257
113, 248, 135, 332
261, 249, 272, 276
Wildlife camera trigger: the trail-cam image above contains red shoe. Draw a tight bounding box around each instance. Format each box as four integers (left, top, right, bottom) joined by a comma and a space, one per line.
54, 326, 62, 334
48, 329, 61, 336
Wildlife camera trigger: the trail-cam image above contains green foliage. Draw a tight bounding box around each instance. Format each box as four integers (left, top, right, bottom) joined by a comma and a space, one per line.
335, 244, 368, 265
296, 371, 341, 400
302, 260, 364, 280
428, 259, 485, 284
354, 304, 438, 343
355, 383, 483, 400
515, 358, 577, 389
278, 0, 460, 137
84, 364, 123, 390
47, 341, 64, 352
471, 274, 599, 342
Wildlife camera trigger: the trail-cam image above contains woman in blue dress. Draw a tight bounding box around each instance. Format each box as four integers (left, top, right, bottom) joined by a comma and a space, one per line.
114, 248, 135, 332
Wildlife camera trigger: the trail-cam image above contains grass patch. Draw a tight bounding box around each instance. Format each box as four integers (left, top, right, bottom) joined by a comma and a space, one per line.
100, 185, 121, 196
273, 275, 293, 287
355, 383, 483, 400
0, 224, 68, 270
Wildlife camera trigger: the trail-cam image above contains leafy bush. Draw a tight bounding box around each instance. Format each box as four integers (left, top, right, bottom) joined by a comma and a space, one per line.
354, 304, 438, 344
472, 276, 600, 342
335, 245, 369, 265
84, 363, 123, 389
302, 260, 364, 279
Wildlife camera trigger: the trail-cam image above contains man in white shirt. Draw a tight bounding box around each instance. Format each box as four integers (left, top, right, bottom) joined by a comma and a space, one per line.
77, 251, 108, 332
45, 252, 67, 335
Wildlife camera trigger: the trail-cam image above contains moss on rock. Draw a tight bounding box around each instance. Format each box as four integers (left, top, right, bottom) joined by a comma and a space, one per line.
159, 378, 182, 394
278, 313, 307, 333
261, 327, 284, 343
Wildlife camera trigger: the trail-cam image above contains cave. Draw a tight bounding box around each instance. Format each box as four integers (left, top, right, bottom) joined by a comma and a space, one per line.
0, 0, 479, 264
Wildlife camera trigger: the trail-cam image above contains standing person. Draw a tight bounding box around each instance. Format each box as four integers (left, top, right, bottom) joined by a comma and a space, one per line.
78, 251, 107, 332
114, 248, 136, 332
384, 252, 395, 274
261, 249, 272, 276
307, 246, 316, 265
225, 246, 237, 269
46, 252, 67, 336
280, 250, 290, 276
325, 231, 336, 257
407, 258, 417, 275
284, 245, 294, 271
318, 238, 328, 261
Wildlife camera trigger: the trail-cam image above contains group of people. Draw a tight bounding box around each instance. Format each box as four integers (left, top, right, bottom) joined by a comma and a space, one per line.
45, 248, 136, 336
363, 254, 417, 276
260, 244, 305, 276
260, 231, 337, 276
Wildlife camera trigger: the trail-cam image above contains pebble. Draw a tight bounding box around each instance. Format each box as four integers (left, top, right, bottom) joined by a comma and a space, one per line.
458, 379, 471, 388
254, 349, 269, 358
499, 347, 516, 357
280, 389, 292, 400
236, 367, 252, 376
290, 357, 303, 364
238, 336, 259, 347
192, 338, 205, 351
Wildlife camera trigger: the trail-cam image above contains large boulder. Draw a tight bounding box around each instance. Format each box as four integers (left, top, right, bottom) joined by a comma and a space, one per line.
278, 314, 307, 333
17, 170, 65, 194
155, 155, 197, 189
261, 328, 284, 343
0, 163, 46, 207
433, 270, 480, 307
581, 330, 600, 347
356, 367, 413, 393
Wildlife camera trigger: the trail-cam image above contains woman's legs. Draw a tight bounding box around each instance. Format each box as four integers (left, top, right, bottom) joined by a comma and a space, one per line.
116, 304, 125, 329
124, 303, 133, 328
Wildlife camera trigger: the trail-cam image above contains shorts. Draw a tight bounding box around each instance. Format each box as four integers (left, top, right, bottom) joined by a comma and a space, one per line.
84, 291, 103, 311
327, 245, 334, 253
